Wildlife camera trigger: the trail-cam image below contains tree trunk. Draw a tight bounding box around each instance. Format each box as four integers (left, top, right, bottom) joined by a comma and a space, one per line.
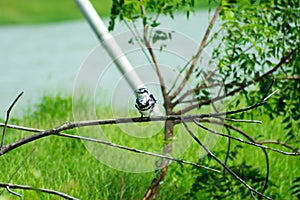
143, 120, 174, 199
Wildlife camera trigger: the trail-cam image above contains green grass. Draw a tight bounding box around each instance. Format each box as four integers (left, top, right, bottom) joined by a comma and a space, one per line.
0, 0, 216, 25
0, 95, 299, 199
0, 0, 112, 25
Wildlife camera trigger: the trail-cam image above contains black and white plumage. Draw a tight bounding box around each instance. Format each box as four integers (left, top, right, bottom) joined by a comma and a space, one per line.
135, 87, 157, 117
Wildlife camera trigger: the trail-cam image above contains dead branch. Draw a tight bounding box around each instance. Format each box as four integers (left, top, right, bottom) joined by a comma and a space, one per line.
182, 121, 272, 200
0, 123, 218, 172
211, 116, 262, 124
1, 89, 299, 157
0, 182, 79, 200
193, 119, 299, 156
167, 59, 193, 96
5, 185, 23, 198
57, 132, 219, 172
196, 119, 271, 197
257, 140, 295, 150
172, 69, 219, 106
1, 91, 24, 148
1, 88, 298, 200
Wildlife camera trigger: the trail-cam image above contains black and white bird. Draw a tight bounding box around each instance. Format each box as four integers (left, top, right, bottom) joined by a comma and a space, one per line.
135, 87, 157, 117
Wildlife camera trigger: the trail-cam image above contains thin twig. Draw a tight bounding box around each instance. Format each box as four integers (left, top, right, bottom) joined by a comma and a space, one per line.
1, 91, 24, 148
57, 132, 220, 172
262, 80, 274, 100
167, 58, 193, 95
193, 119, 299, 156
172, 69, 220, 106
212, 116, 262, 124
182, 121, 271, 200
257, 140, 295, 150
0, 148, 36, 196
220, 121, 269, 198
6, 186, 22, 198
124, 20, 153, 67
196, 117, 281, 196
224, 127, 231, 175
0, 123, 219, 172
0, 183, 79, 200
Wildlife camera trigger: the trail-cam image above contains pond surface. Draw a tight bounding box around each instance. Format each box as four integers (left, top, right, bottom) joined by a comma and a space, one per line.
0, 10, 217, 117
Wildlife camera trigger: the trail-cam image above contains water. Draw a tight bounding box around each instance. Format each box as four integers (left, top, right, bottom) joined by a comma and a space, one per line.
0, 10, 217, 117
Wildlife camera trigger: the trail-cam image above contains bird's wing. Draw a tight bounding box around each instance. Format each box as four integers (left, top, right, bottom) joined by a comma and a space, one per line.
150, 94, 157, 103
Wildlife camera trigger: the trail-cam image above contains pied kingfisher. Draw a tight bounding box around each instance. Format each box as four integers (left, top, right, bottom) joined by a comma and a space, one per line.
135, 87, 157, 117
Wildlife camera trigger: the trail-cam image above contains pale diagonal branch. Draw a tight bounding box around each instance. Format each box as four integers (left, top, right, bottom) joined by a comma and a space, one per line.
0, 123, 219, 172
57, 132, 220, 173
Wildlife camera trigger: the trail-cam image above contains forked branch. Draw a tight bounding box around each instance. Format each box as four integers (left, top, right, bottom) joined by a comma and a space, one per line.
182, 121, 271, 200
169, 7, 222, 100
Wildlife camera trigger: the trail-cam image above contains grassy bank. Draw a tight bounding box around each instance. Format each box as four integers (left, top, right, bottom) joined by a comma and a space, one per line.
0, 0, 214, 25
0, 0, 112, 25
0, 95, 299, 199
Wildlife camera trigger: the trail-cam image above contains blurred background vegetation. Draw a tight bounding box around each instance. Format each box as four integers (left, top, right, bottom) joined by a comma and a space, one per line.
0, 0, 213, 25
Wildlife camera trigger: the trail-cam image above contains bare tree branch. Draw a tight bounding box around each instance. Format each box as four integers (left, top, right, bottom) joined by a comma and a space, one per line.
167, 59, 193, 96
0, 124, 219, 172
223, 127, 231, 174
1, 89, 299, 157
211, 116, 262, 124
182, 121, 272, 200
257, 140, 295, 150
57, 132, 220, 172
172, 69, 219, 106
193, 119, 299, 156
211, 120, 270, 198
0, 88, 297, 199
1, 91, 24, 148
0, 183, 79, 200
6, 185, 23, 198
